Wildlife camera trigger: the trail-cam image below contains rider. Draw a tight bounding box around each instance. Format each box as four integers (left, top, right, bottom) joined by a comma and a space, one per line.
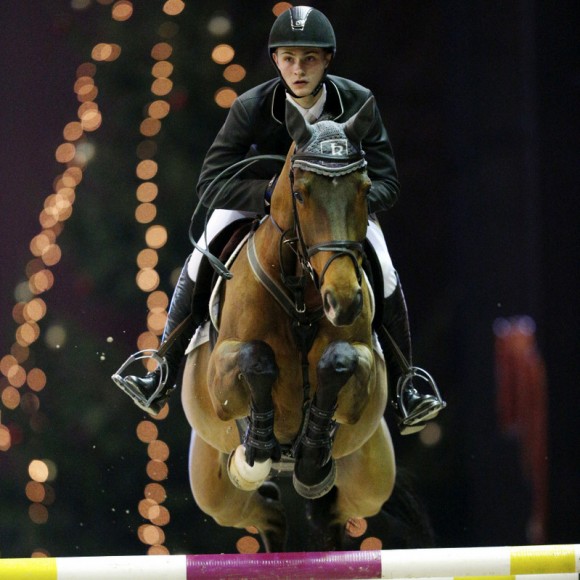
115, 6, 445, 435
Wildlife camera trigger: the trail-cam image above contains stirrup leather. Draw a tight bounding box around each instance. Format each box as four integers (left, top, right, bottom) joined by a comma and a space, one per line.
111, 349, 169, 412
396, 366, 447, 428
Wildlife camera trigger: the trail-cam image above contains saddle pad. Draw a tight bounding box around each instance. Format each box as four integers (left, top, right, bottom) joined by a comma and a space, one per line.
209, 230, 253, 331
185, 321, 211, 355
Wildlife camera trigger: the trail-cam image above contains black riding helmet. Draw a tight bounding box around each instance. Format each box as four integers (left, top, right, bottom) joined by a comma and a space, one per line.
268, 6, 336, 99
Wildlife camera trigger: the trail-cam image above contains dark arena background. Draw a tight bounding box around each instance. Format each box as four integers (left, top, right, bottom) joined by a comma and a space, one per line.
1, 0, 578, 559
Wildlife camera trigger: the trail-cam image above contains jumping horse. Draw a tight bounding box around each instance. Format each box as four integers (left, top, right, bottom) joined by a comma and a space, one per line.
181, 97, 396, 551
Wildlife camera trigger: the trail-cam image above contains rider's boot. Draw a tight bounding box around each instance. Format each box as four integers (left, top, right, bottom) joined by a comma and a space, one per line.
121, 259, 196, 416
377, 275, 446, 435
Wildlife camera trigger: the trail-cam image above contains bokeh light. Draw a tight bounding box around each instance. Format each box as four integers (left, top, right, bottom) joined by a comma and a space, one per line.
44, 324, 67, 349
162, 0, 185, 16
140, 118, 162, 137
136, 159, 158, 180
137, 181, 159, 202
0, 424, 12, 451
147, 310, 167, 335
146, 459, 168, 481
223, 64, 246, 83
211, 44, 235, 65
208, 14, 232, 37
151, 42, 172, 61
111, 0, 133, 21
136, 420, 159, 443
144, 225, 168, 249
144, 482, 167, 504
148, 100, 171, 119
152, 61, 173, 78
27, 368, 47, 392
136, 269, 160, 293
151, 78, 173, 96
28, 503, 49, 524
273, 2, 293, 16
28, 459, 50, 483
137, 248, 159, 269
236, 536, 260, 554
135, 203, 158, 224
137, 331, 159, 351
214, 87, 238, 109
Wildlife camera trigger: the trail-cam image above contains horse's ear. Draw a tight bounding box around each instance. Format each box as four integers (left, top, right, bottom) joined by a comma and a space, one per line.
285, 100, 313, 148
343, 96, 376, 144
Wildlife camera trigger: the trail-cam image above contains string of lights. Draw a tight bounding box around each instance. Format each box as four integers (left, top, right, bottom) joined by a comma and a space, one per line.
0, 4, 122, 556
129, 0, 188, 556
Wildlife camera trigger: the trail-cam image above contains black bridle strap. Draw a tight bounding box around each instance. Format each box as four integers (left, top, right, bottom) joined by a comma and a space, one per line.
247, 232, 324, 326
307, 241, 365, 288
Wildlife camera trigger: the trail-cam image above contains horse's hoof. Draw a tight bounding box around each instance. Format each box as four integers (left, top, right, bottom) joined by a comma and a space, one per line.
227, 445, 272, 491
292, 459, 336, 499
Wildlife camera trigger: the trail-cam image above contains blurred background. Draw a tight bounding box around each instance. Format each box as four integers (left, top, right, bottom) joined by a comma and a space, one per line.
1, 0, 578, 558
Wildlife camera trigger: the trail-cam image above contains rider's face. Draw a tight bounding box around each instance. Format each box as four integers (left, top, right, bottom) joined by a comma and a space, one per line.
273, 47, 331, 105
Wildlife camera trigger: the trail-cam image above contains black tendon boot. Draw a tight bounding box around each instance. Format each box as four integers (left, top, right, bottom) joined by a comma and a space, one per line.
113, 257, 197, 416
378, 277, 446, 435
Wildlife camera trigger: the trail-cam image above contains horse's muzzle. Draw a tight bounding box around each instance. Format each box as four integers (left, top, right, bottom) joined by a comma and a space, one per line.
323, 287, 363, 326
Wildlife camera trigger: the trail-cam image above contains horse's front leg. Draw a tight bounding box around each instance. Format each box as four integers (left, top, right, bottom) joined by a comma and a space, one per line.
221, 340, 281, 491
293, 340, 359, 499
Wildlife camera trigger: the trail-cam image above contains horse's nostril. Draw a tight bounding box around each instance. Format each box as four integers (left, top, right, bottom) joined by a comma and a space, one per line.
324, 291, 338, 313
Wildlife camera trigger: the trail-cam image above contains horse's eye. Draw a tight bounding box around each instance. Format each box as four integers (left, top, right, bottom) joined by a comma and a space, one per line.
293, 190, 304, 204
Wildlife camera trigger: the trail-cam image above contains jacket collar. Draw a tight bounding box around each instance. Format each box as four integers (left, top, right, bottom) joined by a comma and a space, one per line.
271, 78, 345, 125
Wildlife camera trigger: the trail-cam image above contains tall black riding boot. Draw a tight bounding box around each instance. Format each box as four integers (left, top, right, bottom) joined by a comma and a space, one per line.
117, 256, 197, 416
377, 275, 446, 435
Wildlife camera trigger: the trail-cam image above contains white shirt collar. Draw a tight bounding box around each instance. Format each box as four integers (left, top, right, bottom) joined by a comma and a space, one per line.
286, 84, 327, 123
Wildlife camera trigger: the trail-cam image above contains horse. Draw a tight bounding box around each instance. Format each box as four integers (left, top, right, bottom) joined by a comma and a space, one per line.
181, 97, 396, 552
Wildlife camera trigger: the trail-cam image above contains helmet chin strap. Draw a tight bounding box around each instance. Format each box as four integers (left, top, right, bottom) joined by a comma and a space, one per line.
274, 59, 330, 100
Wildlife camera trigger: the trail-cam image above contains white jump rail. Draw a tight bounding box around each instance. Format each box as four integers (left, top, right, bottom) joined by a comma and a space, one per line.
0, 544, 578, 579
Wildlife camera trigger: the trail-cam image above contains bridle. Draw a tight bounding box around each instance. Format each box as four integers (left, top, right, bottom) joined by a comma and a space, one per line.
277, 143, 369, 291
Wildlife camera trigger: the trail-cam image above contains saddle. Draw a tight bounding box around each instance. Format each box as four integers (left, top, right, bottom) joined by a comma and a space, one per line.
191, 218, 256, 331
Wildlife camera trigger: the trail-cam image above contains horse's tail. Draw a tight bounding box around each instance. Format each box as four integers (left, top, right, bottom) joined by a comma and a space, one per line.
378, 466, 436, 548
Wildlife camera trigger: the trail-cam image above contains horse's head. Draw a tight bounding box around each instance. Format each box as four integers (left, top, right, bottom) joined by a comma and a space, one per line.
284, 98, 375, 326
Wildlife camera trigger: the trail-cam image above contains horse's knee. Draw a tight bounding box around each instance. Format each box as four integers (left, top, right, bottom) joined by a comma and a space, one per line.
238, 340, 277, 382
316, 341, 358, 405
318, 341, 358, 383
238, 341, 277, 403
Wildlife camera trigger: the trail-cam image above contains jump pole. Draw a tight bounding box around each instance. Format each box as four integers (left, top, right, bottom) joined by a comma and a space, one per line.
1, 544, 578, 579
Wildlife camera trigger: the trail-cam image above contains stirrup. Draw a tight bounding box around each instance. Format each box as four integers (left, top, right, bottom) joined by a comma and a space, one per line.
396, 366, 447, 429
111, 349, 169, 413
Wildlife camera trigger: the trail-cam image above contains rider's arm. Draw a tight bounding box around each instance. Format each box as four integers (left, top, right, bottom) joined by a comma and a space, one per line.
362, 97, 400, 214
196, 98, 271, 215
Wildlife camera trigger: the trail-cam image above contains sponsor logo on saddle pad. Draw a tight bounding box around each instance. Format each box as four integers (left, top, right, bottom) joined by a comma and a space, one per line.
320, 139, 349, 156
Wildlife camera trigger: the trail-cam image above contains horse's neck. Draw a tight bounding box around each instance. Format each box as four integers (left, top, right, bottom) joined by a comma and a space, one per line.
269, 148, 294, 232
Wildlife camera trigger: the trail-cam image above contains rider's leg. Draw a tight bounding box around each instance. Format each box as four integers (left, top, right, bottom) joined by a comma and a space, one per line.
119, 209, 255, 415
122, 256, 196, 415
367, 219, 445, 435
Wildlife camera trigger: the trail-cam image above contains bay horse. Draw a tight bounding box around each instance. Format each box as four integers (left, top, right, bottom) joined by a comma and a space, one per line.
181, 97, 395, 552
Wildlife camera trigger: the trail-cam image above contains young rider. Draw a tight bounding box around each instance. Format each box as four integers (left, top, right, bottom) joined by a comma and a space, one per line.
115, 6, 445, 434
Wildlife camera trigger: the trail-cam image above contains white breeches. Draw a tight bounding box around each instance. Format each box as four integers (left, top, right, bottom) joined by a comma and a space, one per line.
187, 209, 398, 298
